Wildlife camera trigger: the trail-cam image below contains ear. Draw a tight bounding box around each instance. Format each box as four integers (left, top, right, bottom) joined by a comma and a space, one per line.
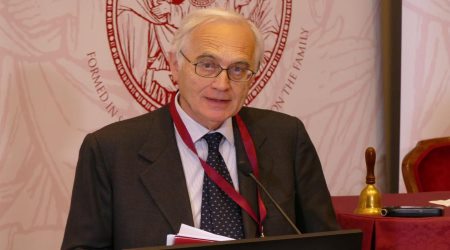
168, 51, 180, 82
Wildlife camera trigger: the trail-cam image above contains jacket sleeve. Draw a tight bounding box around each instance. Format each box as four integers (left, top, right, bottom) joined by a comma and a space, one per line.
61, 134, 113, 250
293, 119, 340, 232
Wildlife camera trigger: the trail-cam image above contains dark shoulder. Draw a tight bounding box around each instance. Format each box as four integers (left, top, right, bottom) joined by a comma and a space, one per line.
88, 106, 171, 144
238, 107, 304, 130
238, 107, 312, 147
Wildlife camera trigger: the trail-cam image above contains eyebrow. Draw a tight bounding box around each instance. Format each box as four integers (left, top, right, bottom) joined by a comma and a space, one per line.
195, 54, 251, 67
195, 54, 216, 61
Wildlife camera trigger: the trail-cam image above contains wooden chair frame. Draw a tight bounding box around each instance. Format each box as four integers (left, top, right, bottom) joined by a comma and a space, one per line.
402, 137, 450, 193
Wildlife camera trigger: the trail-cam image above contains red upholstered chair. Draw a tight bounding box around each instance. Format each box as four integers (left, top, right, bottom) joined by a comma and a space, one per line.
402, 137, 450, 193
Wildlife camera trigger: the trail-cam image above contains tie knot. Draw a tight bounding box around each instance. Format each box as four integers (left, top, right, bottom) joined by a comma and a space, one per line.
203, 132, 223, 150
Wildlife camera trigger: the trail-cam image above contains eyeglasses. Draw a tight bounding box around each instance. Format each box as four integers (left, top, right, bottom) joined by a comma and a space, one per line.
179, 51, 255, 82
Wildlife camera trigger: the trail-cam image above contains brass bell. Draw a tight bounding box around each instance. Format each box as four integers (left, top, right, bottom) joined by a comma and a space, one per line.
354, 147, 382, 215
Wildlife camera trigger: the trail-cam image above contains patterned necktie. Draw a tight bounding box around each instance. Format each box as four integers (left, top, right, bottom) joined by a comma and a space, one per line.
200, 132, 244, 239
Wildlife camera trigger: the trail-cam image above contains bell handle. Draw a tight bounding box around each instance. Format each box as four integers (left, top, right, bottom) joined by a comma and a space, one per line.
365, 147, 376, 184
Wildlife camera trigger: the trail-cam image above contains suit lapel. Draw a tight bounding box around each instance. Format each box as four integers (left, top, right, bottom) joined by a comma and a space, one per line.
234, 112, 273, 238
138, 107, 194, 232
238, 109, 274, 187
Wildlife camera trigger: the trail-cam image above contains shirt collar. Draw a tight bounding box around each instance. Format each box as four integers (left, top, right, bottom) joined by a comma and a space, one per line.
175, 93, 234, 144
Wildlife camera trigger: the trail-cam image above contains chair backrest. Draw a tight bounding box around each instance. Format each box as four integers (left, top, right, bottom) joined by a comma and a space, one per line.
402, 137, 450, 193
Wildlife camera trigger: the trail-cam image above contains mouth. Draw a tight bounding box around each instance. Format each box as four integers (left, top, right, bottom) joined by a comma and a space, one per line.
204, 96, 231, 107
205, 96, 230, 103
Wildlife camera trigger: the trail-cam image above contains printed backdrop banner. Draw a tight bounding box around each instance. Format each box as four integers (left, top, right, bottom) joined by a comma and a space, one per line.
0, 0, 384, 249
400, 0, 450, 192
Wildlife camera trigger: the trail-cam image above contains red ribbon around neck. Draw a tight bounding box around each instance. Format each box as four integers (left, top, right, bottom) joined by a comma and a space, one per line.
169, 100, 267, 236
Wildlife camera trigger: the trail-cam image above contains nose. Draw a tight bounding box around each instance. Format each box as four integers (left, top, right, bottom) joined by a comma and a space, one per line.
211, 69, 231, 90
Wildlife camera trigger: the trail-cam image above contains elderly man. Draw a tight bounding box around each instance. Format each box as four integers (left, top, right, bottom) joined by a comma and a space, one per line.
62, 8, 338, 250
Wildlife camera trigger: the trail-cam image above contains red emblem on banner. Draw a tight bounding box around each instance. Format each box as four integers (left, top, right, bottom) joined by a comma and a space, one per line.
106, 0, 291, 111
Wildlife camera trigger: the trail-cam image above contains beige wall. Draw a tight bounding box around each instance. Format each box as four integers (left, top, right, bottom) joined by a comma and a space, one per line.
399, 0, 450, 192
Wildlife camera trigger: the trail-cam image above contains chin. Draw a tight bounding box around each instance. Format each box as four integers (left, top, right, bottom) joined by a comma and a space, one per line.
204, 106, 232, 116
206, 115, 228, 124
203, 113, 231, 126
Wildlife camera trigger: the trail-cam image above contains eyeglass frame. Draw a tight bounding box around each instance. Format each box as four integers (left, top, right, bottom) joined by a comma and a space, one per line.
179, 50, 256, 82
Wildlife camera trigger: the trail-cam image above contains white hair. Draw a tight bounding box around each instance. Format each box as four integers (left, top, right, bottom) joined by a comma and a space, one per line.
171, 8, 264, 69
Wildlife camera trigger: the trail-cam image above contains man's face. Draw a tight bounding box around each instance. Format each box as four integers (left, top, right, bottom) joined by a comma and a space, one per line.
170, 21, 256, 130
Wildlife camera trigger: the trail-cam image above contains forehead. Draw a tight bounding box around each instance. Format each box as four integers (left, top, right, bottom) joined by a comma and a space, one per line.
186, 21, 256, 64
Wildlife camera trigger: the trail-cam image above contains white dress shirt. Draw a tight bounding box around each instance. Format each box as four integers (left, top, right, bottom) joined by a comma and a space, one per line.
174, 97, 239, 228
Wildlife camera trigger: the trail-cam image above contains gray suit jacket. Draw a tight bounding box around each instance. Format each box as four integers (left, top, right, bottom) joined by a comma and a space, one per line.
61, 106, 338, 250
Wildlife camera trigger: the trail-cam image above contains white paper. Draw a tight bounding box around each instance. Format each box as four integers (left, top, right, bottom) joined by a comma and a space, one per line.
178, 224, 234, 241
429, 199, 450, 207
166, 224, 234, 246
166, 234, 176, 246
